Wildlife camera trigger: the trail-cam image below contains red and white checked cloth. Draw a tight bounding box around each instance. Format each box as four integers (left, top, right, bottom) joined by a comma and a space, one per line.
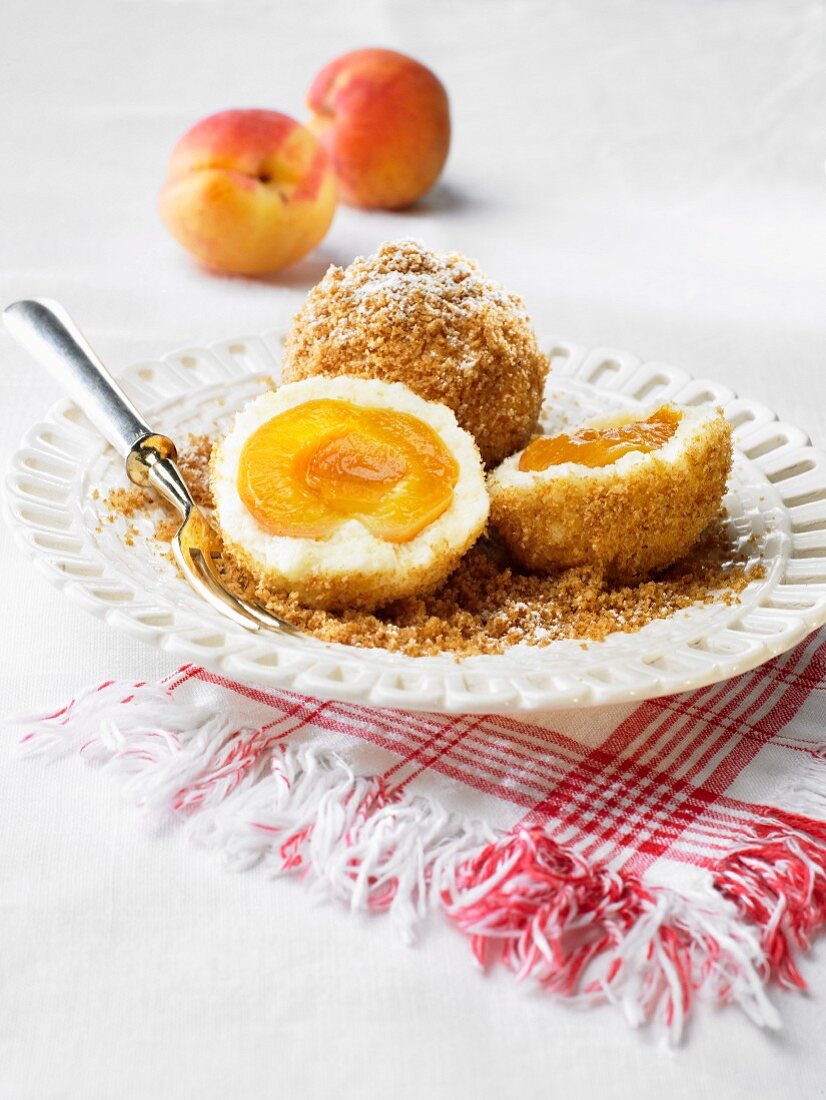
16, 625, 826, 1041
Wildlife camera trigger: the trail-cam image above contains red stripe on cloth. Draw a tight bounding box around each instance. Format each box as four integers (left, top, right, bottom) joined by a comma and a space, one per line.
381, 716, 467, 783
604, 638, 826, 872
622, 635, 826, 872
514, 634, 825, 871
584, 668, 787, 865
391, 717, 488, 794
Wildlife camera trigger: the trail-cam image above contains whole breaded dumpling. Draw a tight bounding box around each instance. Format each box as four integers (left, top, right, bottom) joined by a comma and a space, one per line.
488, 404, 733, 582
281, 239, 549, 467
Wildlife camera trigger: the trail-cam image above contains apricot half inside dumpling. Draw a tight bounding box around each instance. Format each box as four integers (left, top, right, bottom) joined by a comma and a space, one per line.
237, 399, 458, 543
487, 403, 732, 581
211, 377, 489, 610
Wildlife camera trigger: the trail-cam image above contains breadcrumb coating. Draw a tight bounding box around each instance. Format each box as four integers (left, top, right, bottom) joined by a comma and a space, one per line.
281, 239, 549, 467
217, 522, 484, 612
489, 412, 733, 581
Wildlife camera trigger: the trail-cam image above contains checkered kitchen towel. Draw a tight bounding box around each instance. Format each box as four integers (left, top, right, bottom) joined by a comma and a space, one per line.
16, 626, 826, 1041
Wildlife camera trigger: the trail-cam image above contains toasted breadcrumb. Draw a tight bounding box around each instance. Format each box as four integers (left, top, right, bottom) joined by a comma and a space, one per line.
102, 434, 762, 658
176, 435, 214, 509
154, 518, 179, 543
104, 486, 153, 516
281, 240, 549, 467
219, 527, 761, 657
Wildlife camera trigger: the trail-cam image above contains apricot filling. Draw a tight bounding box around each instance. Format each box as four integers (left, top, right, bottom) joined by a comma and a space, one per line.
237, 399, 459, 542
518, 406, 681, 472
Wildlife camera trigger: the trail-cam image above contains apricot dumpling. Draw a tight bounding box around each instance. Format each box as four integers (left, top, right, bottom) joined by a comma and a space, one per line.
211, 377, 489, 610
488, 403, 732, 581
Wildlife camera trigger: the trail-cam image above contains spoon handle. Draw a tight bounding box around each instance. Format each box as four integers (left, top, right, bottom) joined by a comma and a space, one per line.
4, 297, 152, 458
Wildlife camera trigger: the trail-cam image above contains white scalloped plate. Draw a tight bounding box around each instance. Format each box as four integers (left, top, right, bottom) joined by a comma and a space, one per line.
6, 331, 826, 714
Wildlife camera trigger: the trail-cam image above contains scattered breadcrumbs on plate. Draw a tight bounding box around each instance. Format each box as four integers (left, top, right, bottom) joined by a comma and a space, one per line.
103, 434, 763, 658
104, 486, 153, 516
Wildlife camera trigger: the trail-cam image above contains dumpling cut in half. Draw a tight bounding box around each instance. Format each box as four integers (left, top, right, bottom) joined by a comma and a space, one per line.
211, 377, 489, 610
488, 403, 733, 581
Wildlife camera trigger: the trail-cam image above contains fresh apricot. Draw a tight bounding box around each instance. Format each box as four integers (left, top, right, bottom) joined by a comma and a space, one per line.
158, 109, 337, 276
307, 49, 450, 209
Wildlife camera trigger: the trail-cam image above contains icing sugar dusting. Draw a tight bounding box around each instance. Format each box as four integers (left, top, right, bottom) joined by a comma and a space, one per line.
281, 237, 551, 467
303, 239, 526, 347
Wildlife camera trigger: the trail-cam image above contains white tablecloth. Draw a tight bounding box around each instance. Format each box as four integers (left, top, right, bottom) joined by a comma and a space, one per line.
2, 1, 826, 1096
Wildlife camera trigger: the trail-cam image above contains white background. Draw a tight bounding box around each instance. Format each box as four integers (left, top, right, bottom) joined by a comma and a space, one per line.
2, 1, 826, 1096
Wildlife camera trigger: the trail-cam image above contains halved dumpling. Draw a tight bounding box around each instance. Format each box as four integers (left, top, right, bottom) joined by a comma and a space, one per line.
211, 376, 489, 610
487, 403, 733, 581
